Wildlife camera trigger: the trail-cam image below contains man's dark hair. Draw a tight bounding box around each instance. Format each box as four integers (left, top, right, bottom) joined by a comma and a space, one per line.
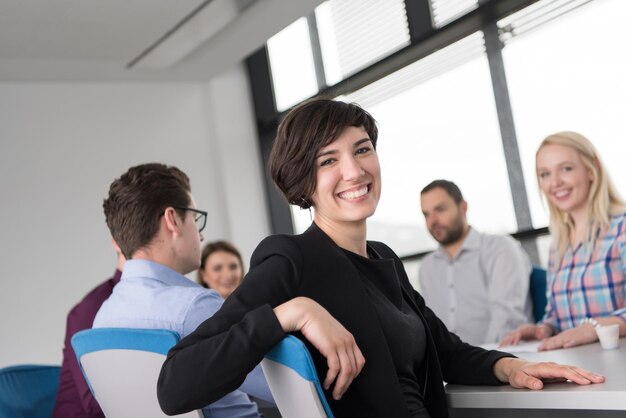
269, 98, 378, 209
103, 163, 191, 259
421, 179, 464, 204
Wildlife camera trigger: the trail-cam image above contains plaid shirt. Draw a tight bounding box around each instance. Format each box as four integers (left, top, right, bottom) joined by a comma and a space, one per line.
543, 212, 626, 332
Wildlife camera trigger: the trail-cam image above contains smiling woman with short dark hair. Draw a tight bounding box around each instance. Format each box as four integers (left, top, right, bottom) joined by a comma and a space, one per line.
158, 99, 604, 418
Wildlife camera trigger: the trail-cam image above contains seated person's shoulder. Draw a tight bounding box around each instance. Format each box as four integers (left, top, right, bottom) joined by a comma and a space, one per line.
612, 210, 626, 233
480, 232, 530, 272
420, 249, 437, 263
256, 233, 297, 248
251, 234, 303, 265
481, 232, 522, 253
177, 283, 224, 307
67, 278, 116, 321
416, 250, 438, 275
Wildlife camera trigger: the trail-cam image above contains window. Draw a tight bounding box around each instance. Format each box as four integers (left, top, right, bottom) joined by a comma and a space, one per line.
267, 0, 411, 110
429, 0, 478, 28
501, 0, 626, 228
255, 0, 619, 264
360, 34, 516, 256
267, 18, 318, 111
315, 0, 410, 85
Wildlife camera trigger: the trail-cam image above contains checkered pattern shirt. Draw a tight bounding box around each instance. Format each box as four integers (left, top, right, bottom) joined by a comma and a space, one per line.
543, 212, 626, 332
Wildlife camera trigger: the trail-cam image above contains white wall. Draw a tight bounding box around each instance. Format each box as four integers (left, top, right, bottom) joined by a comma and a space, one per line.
204, 66, 270, 262
0, 64, 269, 367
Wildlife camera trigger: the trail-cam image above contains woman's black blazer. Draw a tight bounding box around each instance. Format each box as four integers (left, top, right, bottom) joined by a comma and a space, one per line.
158, 223, 512, 418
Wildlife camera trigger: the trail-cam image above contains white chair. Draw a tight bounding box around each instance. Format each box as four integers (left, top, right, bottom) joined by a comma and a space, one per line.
261, 335, 334, 418
71, 328, 201, 418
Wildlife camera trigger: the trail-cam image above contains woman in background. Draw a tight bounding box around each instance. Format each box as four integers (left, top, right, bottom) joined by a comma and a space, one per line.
159, 101, 604, 418
501, 131, 626, 350
197, 240, 244, 299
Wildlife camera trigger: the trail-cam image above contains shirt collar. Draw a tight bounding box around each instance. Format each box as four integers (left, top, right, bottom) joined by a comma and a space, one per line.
121, 259, 198, 288
460, 226, 480, 250
433, 226, 479, 259
112, 269, 122, 285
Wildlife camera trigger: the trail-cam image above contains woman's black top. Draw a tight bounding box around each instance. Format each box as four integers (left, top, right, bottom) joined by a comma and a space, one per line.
158, 225, 515, 418
343, 247, 430, 418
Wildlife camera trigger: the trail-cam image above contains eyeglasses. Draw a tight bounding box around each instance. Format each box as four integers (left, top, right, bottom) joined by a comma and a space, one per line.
171, 206, 208, 233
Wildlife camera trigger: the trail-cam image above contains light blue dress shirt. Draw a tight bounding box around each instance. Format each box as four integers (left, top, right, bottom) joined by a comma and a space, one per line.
93, 259, 273, 418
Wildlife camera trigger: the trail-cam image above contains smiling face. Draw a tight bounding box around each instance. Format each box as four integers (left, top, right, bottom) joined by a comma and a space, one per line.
200, 250, 243, 299
536, 143, 593, 218
310, 126, 381, 228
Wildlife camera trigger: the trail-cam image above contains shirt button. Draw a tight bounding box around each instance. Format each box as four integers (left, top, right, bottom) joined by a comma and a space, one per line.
448, 283, 454, 288
450, 307, 455, 312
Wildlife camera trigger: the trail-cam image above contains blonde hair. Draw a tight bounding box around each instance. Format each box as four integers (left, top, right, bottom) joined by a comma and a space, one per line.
536, 131, 625, 259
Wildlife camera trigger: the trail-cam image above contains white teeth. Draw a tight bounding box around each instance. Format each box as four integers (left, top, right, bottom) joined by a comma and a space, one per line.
339, 186, 368, 200
554, 190, 570, 198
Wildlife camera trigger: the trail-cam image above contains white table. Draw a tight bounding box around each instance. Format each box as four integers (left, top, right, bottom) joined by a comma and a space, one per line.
446, 341, 626, 417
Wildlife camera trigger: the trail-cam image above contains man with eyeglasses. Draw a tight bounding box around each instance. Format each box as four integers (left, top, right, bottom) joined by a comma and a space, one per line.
93, 163, 272, 418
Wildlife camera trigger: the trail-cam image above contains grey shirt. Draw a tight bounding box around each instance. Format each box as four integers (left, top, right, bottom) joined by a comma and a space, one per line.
418, 227, 533, 345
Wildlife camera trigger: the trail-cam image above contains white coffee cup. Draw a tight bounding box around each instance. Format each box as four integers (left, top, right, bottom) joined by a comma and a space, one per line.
596, 324, 620, 350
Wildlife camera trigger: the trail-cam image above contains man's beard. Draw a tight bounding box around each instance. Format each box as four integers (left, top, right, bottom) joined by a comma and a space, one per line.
433, 217, 465, 246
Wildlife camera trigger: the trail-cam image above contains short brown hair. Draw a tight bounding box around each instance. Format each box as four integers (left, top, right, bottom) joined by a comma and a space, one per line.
197, 240, 244, 288
269, 98, 378, 209
103, 163, 191, 259
421, 179, 464, 204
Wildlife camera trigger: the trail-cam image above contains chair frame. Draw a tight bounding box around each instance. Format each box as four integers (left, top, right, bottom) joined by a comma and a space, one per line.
71, 328, 200, 418
262, 335, 334, 418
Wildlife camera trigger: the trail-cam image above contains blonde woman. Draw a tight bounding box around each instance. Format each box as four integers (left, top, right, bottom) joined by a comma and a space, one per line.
501, 131, 626, 350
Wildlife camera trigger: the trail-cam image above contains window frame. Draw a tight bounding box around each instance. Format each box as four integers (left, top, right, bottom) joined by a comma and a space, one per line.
246, 0, 544, 261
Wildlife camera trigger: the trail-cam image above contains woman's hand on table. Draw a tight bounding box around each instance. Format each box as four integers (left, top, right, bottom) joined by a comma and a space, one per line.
500, 323, 553, 346
493, 357, 605, 390
537, 325, 598, 351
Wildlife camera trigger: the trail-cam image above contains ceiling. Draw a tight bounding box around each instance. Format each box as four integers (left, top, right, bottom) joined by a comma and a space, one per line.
0, 0, 322, 82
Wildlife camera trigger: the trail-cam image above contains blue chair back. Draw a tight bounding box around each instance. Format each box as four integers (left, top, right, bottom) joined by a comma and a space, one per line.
530, 266, 548, 322
0, 364, 60, 418
261, 335, 333, 418
72, 328, 200, 418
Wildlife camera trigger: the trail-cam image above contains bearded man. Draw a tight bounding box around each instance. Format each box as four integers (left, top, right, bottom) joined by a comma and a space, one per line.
419, 180, 533, 345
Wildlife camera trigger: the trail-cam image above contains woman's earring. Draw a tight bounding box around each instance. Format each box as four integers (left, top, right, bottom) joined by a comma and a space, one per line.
300, 197, 313, 221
